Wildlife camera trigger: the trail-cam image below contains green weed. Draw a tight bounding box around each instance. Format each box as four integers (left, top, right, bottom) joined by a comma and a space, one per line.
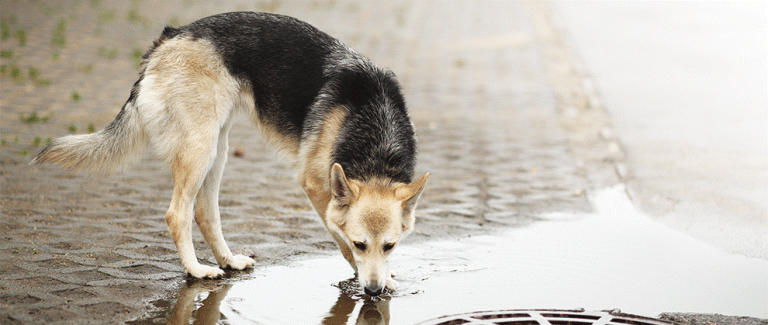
87, 123, 95, 133
28, 67, 52, 85
0, 50, 13, 59
32, 137, 42, 146
15, 29, 26, 46
0, 18, 9, 40
126, 8, 142, 24
95, 9, 116, 35
34, 78, 52, 86
98, 46, 118, 59
68, 124, 77, 133
71, 91, 81, 101
126, 1, 150, 29
52, 19, 66, 47
10, 65, 23, 82
28, 67, 39, 79
20, 112, 52, 124
126, 7, 150, 28
79, 64, 94, 74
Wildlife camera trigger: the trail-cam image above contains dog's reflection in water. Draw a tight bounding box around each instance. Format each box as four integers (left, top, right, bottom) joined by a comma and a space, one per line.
166, 277, 390, 325
321, 289, 391, 325
167, 281, 231, 325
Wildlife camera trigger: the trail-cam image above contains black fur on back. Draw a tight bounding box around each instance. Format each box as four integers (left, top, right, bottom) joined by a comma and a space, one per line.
147, 12, 416, 183
166, 12, 343, 139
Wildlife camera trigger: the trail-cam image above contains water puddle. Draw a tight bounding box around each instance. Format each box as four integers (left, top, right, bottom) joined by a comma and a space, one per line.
134, 185, 768, 324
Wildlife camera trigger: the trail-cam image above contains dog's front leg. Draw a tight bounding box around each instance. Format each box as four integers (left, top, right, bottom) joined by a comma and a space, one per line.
385, 273, 399, 291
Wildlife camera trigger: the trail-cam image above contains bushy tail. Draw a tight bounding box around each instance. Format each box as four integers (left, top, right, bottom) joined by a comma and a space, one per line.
31, 100, 148, 176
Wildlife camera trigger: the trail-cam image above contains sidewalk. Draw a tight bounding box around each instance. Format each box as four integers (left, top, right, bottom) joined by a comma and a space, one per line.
2, 1, 618, 323
556, 1, 768, 260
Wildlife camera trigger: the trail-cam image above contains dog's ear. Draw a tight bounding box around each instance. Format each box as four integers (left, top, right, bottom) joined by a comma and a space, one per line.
397, 172, 429, 211
330, 163, 356, 208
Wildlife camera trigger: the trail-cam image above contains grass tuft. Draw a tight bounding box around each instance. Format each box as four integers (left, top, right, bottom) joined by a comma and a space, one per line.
20, 112, 52, 124
15, 29, 26, 46
98, 46, 118, 59
51, 19, 66, 47
0, 18, 10, 40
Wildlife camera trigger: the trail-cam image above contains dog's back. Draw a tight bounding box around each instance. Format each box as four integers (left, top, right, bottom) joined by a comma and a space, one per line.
172, 12, 342, 140
180, 12, 418, 182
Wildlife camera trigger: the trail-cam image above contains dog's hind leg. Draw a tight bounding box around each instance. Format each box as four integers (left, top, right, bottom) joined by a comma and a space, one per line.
138, 36, 250, 278
194, 121, 256, 271
165, 131, 226, 279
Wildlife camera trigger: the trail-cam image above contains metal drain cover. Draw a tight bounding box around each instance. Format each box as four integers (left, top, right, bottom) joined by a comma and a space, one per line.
415, 309, 677, 325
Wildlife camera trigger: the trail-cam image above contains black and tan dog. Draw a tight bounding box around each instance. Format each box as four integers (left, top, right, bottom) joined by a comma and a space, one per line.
32, 12, 428, 296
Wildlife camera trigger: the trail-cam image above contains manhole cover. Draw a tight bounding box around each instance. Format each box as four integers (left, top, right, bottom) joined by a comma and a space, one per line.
415, 309, 677, 325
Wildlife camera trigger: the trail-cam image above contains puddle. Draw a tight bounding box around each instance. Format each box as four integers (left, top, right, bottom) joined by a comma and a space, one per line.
134, 185, 768, 324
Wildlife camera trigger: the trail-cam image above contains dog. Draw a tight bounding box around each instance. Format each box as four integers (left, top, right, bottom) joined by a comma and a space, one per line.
31, 12, 428, 296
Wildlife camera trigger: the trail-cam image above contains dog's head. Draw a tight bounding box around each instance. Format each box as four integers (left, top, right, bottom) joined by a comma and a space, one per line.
325, 163, 428, 296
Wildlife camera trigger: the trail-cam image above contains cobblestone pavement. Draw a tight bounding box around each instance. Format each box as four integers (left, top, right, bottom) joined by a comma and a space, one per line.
1, 0, 621, 323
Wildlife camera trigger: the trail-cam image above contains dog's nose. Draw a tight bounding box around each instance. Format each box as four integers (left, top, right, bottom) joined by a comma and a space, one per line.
364, 285, 383, 296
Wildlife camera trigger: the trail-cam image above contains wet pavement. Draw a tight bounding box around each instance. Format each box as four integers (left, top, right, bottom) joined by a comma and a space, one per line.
556, 1, 768, 261
0, 1, 764, 324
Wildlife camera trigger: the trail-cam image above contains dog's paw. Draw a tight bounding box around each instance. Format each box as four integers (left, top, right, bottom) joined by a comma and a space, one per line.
385, 277, 399, 291
187, 264, 225, 279
225, 255, 256, 270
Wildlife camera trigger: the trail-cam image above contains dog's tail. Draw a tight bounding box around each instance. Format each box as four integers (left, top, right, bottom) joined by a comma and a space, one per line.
31, 94, 148, 176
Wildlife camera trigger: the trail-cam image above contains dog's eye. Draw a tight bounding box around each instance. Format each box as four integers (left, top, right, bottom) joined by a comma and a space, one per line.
383, 243, 395, 252
353, 241, 367, 251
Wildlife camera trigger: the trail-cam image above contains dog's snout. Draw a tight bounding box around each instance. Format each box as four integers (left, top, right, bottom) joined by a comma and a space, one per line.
364, 284, 383, 296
